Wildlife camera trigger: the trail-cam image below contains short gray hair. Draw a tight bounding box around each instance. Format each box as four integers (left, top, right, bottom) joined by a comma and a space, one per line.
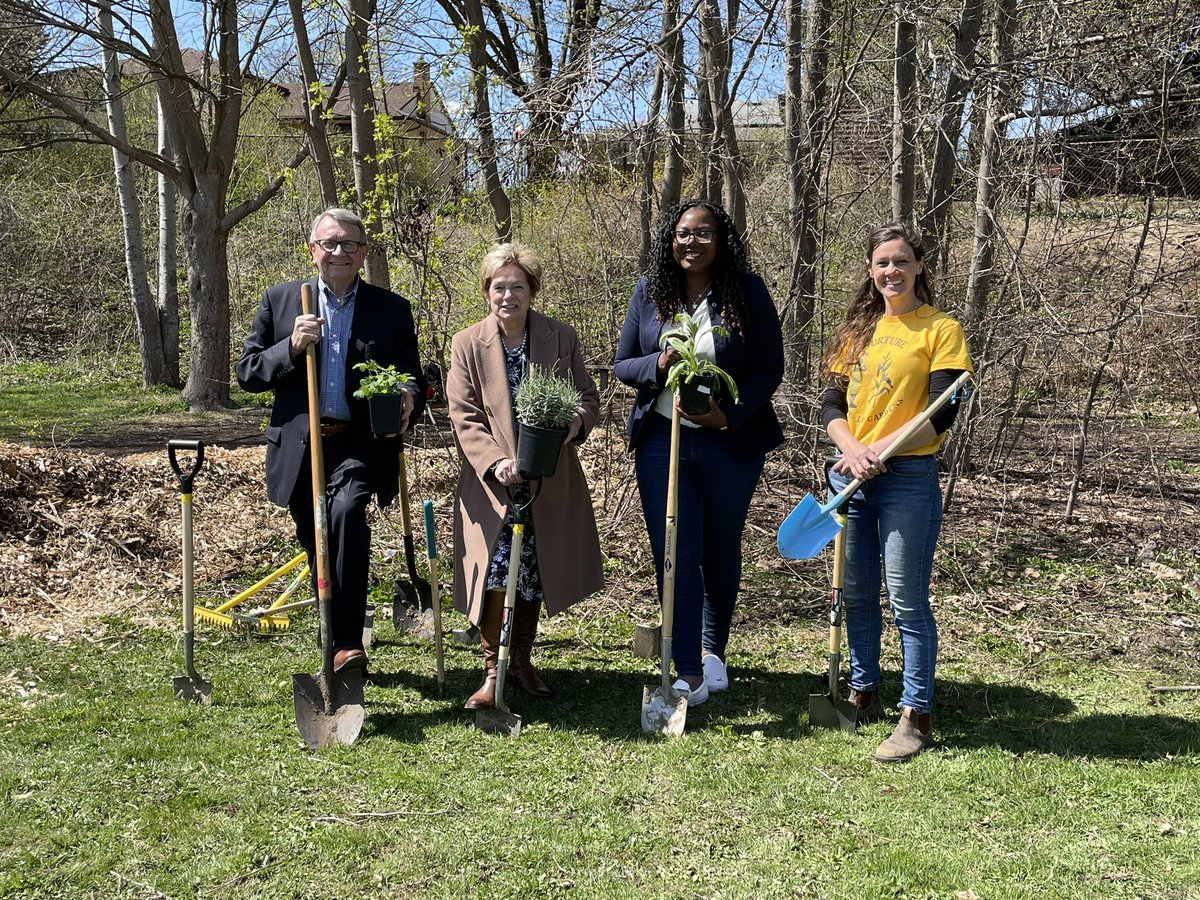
310, 208, 368, 243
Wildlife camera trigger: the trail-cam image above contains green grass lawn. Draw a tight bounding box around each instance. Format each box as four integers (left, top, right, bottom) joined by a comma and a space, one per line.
2, 607, 1196, 899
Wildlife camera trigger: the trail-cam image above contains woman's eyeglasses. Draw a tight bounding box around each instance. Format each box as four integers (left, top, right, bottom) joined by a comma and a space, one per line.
673, 229, 715, 244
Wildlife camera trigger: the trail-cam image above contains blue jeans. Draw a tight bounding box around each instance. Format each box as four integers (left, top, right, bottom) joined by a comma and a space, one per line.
828, 455, 943, 714
635, 414, 765, 677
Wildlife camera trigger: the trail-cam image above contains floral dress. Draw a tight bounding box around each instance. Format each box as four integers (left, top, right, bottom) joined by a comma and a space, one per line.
484, 330, 544, 604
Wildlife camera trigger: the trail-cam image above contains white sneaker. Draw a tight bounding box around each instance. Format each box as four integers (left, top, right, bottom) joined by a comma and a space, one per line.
702, 654, 729, 692
672, 677, 709, 707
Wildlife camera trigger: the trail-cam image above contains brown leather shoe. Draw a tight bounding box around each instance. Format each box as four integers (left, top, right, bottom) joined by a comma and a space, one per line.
873, 707, 933, 762
333, 648, 367, 673
849, 688, 885, 724
464, 671, 497, 710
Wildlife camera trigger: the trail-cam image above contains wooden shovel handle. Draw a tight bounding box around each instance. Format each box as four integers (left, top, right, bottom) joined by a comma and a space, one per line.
301, 284, 334, 679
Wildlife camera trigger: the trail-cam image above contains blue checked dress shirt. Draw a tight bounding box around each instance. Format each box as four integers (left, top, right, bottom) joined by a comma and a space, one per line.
317, 277, 358, 422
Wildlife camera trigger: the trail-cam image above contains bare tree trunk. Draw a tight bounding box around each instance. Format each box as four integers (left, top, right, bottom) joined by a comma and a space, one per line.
660, 0, 686, 215
463, 0, 511, 240
695, 63, 721, 204
919, 0, 985, 274
156, 90, 179, 387
891, 3, 917, 225
289, 0, 338, 208
98, 2, 170, 388
784, 0, 831, 381
964, 0, 1017, 335
699, 0, 747, 231
346, 0, 389, 288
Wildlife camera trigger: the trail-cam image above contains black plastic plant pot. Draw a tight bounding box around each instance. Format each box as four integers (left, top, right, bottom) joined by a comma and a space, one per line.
516, 421, 567, 479
678, 374, 715, 416
367, 393, 402, 435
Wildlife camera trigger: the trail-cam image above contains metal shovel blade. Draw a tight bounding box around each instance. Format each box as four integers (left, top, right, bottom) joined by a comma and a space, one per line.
392, 579, 434, 637
474, 704, 523, 737
292, 670, 365, 750
641, 685, 688, 736
362, 604, 375, 650
172, 674, 212, 705
777, 494, 844, 560
809, 692, 858, 732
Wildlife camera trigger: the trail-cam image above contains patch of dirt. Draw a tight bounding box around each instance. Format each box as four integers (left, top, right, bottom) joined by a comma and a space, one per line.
1, 413, 1198, 686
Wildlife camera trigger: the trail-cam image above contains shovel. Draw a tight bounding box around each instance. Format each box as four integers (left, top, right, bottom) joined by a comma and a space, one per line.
475, 484, 540, 737
423, 499, 446, 693
809, 473, 857, 731
777, 372, 972, 560
640, 405, 689, 736
169, 439, 213, 705
392, 435, 434, 636
292, 282, 365, 750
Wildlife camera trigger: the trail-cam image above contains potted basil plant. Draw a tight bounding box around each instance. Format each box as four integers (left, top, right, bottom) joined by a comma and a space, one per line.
513, 365, 583, 479
352, 360, 412, 435
660, 312, 740, 415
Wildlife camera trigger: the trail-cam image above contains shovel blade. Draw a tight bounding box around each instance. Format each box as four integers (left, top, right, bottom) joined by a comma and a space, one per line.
777, 494, 843, 560
362, 604, 375, 650
292, 671, 365, 750
172, 675, 212, 705
809, 693, 858, 732
641, 685, 688, 736
475, 706, 522, 736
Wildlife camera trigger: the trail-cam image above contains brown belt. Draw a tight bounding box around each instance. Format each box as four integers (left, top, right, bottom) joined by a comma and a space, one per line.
320, 421, 352, 436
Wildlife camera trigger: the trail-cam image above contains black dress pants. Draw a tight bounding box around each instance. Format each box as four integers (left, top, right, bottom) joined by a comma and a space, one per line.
288, 431, 373, 651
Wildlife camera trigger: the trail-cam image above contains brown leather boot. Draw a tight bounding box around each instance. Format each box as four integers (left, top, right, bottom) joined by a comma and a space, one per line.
873, 707, 933, 762
508, 599, 553, 698
464, 591, 503, 710
849, 688, 885, 724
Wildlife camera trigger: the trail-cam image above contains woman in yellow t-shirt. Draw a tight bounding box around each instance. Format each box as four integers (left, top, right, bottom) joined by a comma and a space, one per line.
821, 222, 972, 763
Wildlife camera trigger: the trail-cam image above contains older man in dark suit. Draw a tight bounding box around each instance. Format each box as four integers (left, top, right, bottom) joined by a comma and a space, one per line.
237, 208, 425, 673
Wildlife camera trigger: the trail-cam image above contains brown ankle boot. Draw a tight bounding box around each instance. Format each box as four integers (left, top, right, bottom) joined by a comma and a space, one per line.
873, 707, 932, 762
849, 688, 885, 724
464, 592, 503, 710
508, 599, 553, 698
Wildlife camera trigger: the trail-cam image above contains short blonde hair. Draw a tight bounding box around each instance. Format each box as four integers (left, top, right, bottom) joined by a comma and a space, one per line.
479, 242, 542, 297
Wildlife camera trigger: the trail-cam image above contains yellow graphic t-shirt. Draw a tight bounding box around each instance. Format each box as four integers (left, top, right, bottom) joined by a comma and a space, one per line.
833, 304, 972, 456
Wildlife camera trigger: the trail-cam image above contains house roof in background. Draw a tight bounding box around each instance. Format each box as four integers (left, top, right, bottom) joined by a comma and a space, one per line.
275, 81, 452, 136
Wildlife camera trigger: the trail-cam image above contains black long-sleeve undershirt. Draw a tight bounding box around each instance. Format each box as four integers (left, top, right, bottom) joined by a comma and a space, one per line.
820, 369, 967, 436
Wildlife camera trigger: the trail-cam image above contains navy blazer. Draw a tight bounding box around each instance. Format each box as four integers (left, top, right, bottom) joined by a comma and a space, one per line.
236, 278, 426, 508
614, 273, 784, 463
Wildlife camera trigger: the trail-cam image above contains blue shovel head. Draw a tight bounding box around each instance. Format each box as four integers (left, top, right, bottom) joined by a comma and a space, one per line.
777, 493, 844, 559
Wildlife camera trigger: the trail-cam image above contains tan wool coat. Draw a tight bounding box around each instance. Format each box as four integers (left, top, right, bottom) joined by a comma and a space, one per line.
448, 309, 604, 624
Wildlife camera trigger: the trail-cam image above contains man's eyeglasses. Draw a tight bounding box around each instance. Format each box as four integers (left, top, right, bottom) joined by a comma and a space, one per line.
673, 229, 715, 244
314, 239, 366, 253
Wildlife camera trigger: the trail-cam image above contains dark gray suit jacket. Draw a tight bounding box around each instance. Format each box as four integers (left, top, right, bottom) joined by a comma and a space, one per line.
236, 278, 425, 508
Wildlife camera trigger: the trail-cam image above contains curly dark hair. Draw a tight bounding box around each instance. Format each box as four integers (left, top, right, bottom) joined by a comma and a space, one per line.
823, 221, 937, 376
645, 199, 753, 335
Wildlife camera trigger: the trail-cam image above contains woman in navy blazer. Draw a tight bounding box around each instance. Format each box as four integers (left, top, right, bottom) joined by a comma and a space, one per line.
614, 199, 784, 707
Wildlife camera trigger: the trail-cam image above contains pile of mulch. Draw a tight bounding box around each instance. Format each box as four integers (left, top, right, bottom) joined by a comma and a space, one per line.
0, 442, 282, 639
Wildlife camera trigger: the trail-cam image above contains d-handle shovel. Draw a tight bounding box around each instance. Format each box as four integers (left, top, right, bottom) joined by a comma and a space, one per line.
808, 469, 857, 731
640, 404, 689, 736
393, 435, 434, 636
475, 483, 541, 736
423, 500, 445, 693
169, 439, 213, 705
778, 371, 972, 560
292, 282, 365, 750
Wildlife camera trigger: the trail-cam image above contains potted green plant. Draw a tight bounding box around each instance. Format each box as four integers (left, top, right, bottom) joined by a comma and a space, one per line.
660, 312, 740, 415
352, 360, 412, 435
513, 365, 583, 478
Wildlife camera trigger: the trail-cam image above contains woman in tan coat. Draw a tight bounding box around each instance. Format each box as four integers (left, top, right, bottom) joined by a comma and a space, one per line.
448, 242, 603, 710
